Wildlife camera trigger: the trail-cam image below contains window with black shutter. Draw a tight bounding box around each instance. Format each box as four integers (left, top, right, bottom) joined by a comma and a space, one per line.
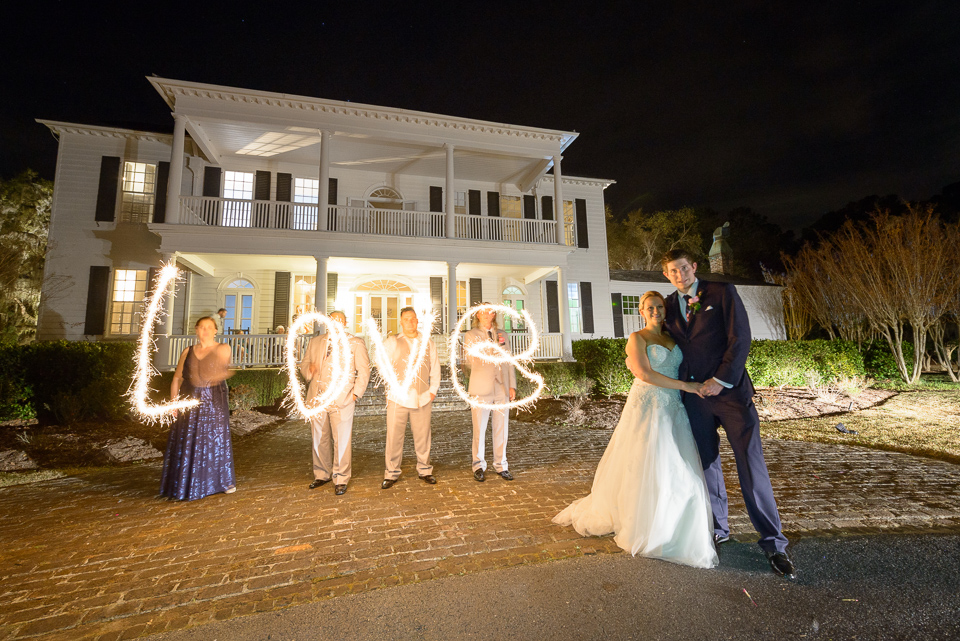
274, 272, 291, 329
545, 281, 560, 333
580, 281, 594, 333
95, 157, 121, 222
541, 195, 554, 221
153, 161, 170, 223
611, 293, 624, 338
575, 198, 589, 248
84, 266, 111, 335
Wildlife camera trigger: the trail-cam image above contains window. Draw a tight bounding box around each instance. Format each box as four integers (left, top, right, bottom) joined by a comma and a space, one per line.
120, 162, 157, 223
293, 178, 319, 230
500, 195, 522, 218
222, 171, 254, 227
502, 285, 526, 332
455, 191, 467, 214
293, 275, 316, 319
622, 295, 640, 315
458, 280, 467, 320
567, 282, 582, 333
563, 200, 576, 246
224, 278, 254, 332
109, 269, 147, 334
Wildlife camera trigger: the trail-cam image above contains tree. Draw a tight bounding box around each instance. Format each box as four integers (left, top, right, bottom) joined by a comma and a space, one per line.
0, 170, 52, 345
606, 206, 702, 271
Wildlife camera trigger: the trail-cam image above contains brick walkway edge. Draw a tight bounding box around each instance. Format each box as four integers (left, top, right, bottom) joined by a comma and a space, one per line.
2, 411, 960, 640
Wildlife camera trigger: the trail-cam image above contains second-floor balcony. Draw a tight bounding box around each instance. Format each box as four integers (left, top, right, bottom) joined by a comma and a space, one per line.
176, 196, 575, 246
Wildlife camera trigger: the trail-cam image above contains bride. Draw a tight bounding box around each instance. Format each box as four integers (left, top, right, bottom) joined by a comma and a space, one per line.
553, 291, 718, 568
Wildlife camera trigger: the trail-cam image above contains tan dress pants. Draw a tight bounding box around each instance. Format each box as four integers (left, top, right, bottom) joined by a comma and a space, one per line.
310, 401, 355, 484
384, 400, 433, 480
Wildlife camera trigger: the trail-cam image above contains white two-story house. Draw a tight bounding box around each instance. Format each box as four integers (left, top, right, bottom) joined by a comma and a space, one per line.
37, 77, 618, 368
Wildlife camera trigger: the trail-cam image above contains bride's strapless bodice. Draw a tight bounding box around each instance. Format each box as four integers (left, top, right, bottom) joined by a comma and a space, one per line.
628, 344, 684, 413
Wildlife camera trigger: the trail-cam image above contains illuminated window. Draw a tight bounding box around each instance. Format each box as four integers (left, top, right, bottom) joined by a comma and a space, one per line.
294, 178, 319, 203
568, 282, 581, 333
563, 200, 576, 246
502, 285, 526, 332
458, 280, 467, 320
622, 295, 640, 315
120, 162, 156, 223
109, 269, 147, 334
224, 278, 254, 332
222, 171, 254, 227
455, 191, 466, 214
500, 195, 522, 219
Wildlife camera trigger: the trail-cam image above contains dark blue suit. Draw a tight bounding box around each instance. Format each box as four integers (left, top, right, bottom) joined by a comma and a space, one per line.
664, 279, 788, 553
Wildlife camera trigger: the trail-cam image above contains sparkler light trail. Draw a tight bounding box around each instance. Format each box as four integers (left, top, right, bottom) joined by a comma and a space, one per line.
365, 309, 436, 400
449, 304, 544, 410
129, 263, 200, 423
284, 312, 353, 420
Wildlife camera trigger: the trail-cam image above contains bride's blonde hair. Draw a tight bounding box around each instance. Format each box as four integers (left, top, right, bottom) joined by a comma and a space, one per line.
639, 290, 666, 310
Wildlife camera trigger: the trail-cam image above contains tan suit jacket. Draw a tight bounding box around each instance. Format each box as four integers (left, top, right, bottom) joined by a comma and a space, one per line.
464, 326, 516, 399
299, 333, 371, 408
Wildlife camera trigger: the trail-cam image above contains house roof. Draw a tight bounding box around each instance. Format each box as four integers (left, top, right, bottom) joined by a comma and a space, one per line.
609, 269, 779, 287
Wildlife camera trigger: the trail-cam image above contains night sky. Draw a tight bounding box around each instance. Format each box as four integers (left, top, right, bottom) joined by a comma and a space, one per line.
3, 1, 958, 229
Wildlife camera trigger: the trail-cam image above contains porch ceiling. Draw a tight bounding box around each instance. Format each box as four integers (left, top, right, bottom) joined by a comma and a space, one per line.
177, 253, 554, 282
189, 118, 554, 185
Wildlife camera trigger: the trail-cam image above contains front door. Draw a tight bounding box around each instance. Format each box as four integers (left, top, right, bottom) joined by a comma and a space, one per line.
356, 292, 415, 336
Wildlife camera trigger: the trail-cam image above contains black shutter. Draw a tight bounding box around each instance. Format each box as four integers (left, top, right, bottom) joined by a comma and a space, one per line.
275, 173, 292, 229
580, 281, 594, 333
541, 195, 554, 220
430, 186, 443, 212
468, 189, 481, 215
469, 278, 483, 307
202, 166, 222, 226
327, 273, 338, 314
611, 293, 624, 338
328, 178, 338, 205
430, 276, 444, 333
273, 272, 291, 329
486, 192, 500, 216
153, 161, 170, 223
84, 266, 110, 335
575, 198, 589, 248
95, 156, 121, 222
276, 173, 292, 201
253, 171, 271, 228
523, 195, 537, 219
546, 281, 560, 333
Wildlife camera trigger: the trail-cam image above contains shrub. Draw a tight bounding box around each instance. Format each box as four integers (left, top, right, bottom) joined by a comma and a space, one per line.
0, 340, 137, 423
228, 384, 259, 412
153, 368, 289, 409
572, 338, 633, 396
862, 340, 914, 380
746, 340, 865, 387
515, 361, 588, 399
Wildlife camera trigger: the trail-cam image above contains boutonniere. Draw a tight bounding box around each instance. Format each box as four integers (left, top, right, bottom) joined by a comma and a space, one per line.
688, 291, 703, 316
498, 334, 506, 345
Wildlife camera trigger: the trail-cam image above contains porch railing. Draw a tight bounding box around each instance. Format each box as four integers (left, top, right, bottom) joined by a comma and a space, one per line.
163, 331, 563, 370
176, 197, 569, 246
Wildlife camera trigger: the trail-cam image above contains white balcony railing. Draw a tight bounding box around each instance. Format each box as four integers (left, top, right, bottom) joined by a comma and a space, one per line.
164, 331, 563, 370
175, 197, 569, 246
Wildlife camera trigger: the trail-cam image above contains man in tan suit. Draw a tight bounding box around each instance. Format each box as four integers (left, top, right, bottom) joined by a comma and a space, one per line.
381, 307, 441, 489
299, 311, 370, 496
463, 306, 516, 482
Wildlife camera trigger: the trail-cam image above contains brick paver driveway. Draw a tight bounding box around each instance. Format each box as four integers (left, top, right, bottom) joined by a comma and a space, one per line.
3, 411, 960, 640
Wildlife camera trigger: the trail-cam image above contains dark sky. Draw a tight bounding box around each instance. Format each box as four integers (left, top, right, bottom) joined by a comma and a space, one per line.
3, 1, 959, 229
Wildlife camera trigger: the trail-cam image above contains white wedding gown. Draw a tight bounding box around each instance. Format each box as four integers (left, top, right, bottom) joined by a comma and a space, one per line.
553, 343, 718, 568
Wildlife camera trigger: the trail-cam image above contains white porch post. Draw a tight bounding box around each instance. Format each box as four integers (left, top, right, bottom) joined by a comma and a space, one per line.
162, 252, 177, 336
552, 155, 565, 245
317, 130, 331, 231
556, 266, 573, 361
445, 143, 456, 238
314, 255, 328, 332
164, 115, 187, 223
447, 261, 459, 334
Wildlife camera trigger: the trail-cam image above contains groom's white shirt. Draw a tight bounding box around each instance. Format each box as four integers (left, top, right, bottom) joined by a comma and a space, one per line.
676, 278, 732, 389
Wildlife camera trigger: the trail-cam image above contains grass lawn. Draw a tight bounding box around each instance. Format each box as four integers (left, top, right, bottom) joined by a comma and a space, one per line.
761, 388, 960, 464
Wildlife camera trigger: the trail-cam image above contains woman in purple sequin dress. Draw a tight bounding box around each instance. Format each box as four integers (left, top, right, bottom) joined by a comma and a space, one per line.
160, 316, 235, 500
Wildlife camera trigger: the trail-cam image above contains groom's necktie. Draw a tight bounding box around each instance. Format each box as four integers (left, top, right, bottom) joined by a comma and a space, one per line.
683, 295, 692, 323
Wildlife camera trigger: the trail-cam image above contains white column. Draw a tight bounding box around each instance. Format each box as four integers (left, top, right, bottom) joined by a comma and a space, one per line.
314, 255, 328, 332
317, 130, 331, 231
164, 115, 187, 223
447, 261, 459, 334
445, 143, 456, 238
552, 155, 565, 245
556, 266, 573, 361
162, 253, 177, 336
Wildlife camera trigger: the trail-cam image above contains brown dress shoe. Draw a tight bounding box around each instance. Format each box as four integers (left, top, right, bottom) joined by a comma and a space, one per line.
381, 478, 397, 489
419, 474, 437, 484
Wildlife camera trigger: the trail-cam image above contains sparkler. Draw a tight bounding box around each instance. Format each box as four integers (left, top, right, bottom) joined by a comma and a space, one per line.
448, 304, 544, 410
129, 263, 200, 423
284, 312, 353, 420
366, 309, 436, 401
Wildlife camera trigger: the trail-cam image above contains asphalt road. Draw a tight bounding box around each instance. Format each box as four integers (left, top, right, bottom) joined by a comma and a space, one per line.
146, 532, 960, 641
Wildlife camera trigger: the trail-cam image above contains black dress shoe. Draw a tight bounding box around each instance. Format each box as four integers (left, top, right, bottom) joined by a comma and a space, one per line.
419, 474, 437, 484
766, 551, 797, 578
474, 469, 485, 482
334, 484, 347, 496
309, 478, 330, 489
714, 533, 731, 545
381, 478, 397, 489
498, 470, 514, 481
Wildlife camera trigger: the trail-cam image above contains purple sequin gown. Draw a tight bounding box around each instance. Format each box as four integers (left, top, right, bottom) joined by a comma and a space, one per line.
160, 346, 235, 501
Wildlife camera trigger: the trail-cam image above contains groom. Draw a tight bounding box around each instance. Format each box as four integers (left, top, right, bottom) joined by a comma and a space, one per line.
661, 249, 796, 578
